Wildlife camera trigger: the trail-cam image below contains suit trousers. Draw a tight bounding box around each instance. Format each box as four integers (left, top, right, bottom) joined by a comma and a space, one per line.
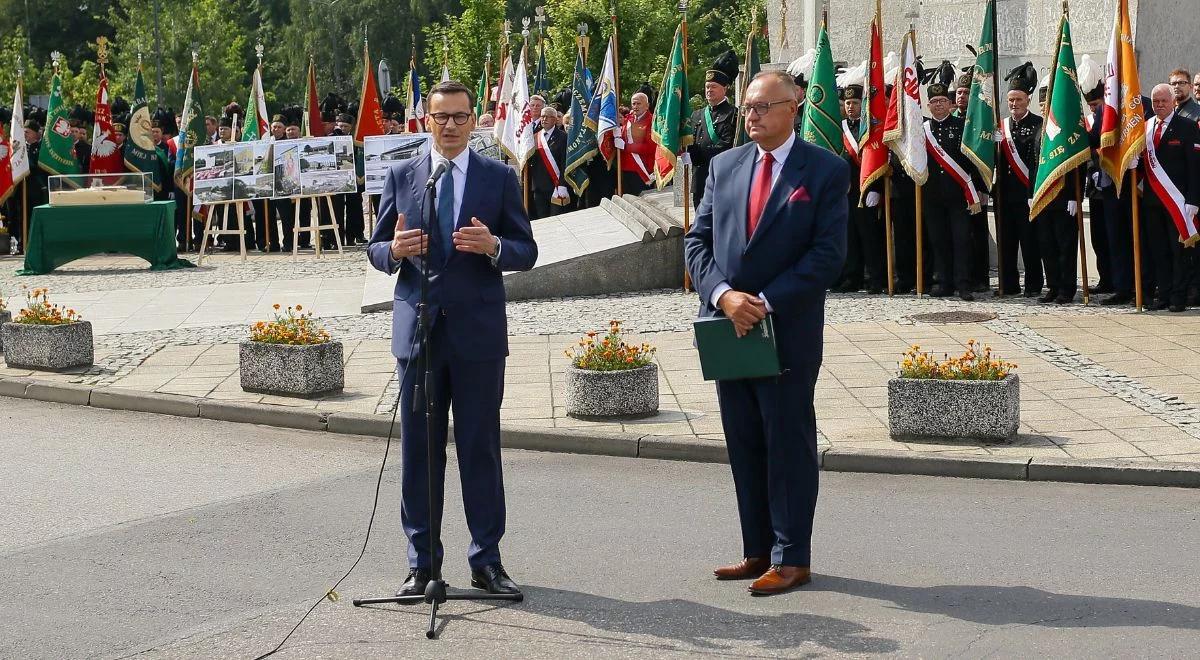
272, 198, 296, 249
254, 199, 281, 252
398, 317, 506, 571
998, 202, 1043, 295
1145, 199, 1194, 306
344, 191, 365, 242
969, 207, 991, 287
716, 362, 821, 567
1037, 209, 1079, 299
839, 203, 885, 290
621, 171, 650, 197
1100, 184, 1134, 294
531, 190, 565, 220
923, 197, 972, 295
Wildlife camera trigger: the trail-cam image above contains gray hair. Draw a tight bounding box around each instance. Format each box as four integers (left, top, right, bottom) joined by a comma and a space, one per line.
631, 92, 649, 105
530, 94, 547, 104
752, 70, 798, 89
1151, 83, 1173, 98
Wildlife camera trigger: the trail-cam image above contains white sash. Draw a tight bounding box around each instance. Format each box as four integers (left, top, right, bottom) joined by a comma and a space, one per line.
1143, 118, 1198, 244
624, 119, 652, 183
1001, 117, 1031, 188
924, 122, 982, 213
842, 120, 861, 165
536, 129, 561, 187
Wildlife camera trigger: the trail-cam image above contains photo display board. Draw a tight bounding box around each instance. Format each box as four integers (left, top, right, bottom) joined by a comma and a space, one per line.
271, 135, 357, 198
192, 141, 274, 203
362, 134, 432, 195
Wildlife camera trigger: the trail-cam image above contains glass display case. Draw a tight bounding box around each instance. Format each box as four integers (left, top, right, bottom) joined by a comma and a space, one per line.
48, 173, 153, 206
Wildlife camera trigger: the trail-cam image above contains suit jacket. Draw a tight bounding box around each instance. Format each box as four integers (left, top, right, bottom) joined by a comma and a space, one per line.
1144, 113, 1200, 208
367, 150, 538, 361
529, 126, 567, 193
684, 138, 849, 369
924, 114, 987, 208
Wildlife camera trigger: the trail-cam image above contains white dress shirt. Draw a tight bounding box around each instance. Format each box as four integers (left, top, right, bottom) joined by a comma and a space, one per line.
430, 146, 471, 227
709, 133, 797, 312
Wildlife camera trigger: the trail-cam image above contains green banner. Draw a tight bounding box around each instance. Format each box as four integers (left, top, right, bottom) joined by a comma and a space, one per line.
962, 0, 998, 189
175, 64, 206, 195
734, 25, 760, 147
38, 72, 80, 177
651, 23, 693, 190
800, 24, 844, 156
1030, 10, 1090, 220
124, 67, 160, 189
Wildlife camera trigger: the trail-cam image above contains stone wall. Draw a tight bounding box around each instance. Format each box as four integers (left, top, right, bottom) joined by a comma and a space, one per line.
767, 0, 1197, 89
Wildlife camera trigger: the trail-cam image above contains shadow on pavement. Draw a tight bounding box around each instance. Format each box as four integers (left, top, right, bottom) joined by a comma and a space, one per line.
815, 576, 1200, 629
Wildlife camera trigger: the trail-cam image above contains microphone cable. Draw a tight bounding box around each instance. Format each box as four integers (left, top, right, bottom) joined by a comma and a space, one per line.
253, 328, 420, 660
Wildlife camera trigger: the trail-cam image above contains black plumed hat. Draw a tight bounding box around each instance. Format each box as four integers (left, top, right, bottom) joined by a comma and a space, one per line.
706, 50, 739, 88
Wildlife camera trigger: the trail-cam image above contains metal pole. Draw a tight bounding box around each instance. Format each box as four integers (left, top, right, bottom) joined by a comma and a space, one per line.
611, 3, 624, 197
681, 1, 691, 292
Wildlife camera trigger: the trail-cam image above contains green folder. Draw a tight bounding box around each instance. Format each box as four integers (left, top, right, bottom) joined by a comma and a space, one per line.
693, 315, 782, 381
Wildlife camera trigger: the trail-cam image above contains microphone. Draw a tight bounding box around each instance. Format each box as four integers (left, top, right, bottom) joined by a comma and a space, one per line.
426, 160, 450, 189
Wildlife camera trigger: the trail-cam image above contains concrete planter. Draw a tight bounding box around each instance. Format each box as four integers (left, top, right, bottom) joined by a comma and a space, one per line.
1, 321, 94, 371
239, 340, 344, 398
888, 374, 1020, 442
565, 363, 659, 420
0, 311, 10, 350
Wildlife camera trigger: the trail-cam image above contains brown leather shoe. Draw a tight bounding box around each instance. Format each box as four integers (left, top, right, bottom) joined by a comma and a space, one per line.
713, 557, 771, 580
748, 565, 812, 595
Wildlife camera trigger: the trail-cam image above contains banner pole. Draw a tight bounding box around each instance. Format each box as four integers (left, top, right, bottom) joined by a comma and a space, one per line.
21, 179, 29, 252
915, 186, 924, 298
884, 175, 895, 296
1074, 169, 1090, 305
1130, 170, 1143, 312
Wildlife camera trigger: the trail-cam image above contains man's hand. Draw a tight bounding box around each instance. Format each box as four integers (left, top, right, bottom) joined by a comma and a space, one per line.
390, 213, 428, 259
454, 217, 500, 256
717, 290, 768, 338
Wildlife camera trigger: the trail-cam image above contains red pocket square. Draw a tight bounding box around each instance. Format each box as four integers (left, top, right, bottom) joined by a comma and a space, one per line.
789, 186, 811, 203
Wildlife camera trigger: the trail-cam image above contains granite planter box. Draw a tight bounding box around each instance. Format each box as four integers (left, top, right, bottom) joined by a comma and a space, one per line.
1, 320, 94, 371
888, 374, 1020, 442
565, 364, 659, 420
0, 310, 10, 350
239, 341, 344, 397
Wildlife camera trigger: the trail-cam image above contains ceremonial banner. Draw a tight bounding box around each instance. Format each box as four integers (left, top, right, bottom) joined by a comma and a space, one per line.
883, 31, 928, 184
175, 62, 205, 194
304, 59, 326, 137
39, 71, 80, 177
0, 120, 12, 206
733, 19, 761, 147
474, 65, 489, 118
962, 0, 998, 188
1030, 9, 1090, 220
565, 49, 597, 196
651, 23, 692, 189
88, 74, 123, 174
533, 41, 550, 97
124, 66, 159, 188
801, 23, 843, 156
502, 48, 535, 167
492, 55, 514, 149
241, 68, 269, 141
1098, 0, 1145, 188
590, 35, 620, 165
354, 43, 387, 145
404, 56, 425, 133
0, 81, 29, 205
858, 1, 889, 205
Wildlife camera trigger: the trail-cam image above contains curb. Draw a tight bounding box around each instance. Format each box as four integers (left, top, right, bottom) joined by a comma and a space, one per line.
3, 376, 1198, 489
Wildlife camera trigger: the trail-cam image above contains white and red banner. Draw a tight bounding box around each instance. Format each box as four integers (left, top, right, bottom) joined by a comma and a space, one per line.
535, 129, 560, 187
502, 48, 536, 168
88, 76, 124, 174
925, 122, 982, 213
882, 31, 928, 184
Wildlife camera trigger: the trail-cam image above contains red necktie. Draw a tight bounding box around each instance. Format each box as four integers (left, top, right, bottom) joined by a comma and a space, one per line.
1155, 120, 1165, 149
747, 152, 775, 238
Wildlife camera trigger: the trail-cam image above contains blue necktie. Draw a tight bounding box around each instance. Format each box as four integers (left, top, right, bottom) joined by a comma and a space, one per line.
438, 162, 456, 261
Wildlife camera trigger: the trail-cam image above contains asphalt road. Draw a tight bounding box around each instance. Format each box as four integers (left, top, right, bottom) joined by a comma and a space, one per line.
3, 396, 1199, 659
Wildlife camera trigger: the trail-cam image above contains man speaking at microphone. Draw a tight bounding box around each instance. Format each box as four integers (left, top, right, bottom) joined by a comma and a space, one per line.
367, 81, 538, 598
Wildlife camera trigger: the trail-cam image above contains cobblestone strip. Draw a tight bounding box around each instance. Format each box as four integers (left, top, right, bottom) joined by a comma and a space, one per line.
984, 317, 1200, 438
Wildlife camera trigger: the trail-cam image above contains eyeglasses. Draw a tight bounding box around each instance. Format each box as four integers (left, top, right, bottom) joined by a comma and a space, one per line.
430, 112, 473, 126
1170, 80, 1192, 87
739, 99, 796, 117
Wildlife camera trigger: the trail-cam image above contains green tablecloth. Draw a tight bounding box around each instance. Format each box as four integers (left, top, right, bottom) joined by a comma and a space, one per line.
18, 201, 195, 275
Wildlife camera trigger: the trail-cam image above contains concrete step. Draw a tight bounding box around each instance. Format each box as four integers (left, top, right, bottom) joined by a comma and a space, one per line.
611, 195, 667, 241
599, 197, 654, 243
626, 194, 684, 236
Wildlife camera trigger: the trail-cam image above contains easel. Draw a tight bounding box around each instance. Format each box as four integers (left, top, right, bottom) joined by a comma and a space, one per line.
197, 200, 249, 265
365, 192, 380, 237
291, 193, 344, 259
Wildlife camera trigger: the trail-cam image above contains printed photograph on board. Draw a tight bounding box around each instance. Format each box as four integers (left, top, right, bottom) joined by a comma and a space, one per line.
363, 134, 431, 194
193, 141, 274, 202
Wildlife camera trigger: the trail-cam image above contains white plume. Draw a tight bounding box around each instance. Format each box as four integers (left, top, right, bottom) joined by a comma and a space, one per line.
1076, 53, 1103, 94
837, 60, 868, 88
787, 48, 817, 78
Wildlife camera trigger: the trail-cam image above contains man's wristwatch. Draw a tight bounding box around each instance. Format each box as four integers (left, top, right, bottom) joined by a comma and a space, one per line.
489, 237, 500, 258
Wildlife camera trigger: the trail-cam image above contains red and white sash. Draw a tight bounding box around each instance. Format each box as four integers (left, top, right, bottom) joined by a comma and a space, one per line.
842, 120, 861, 166
1143, 117, 1198, 244
1000, 117, 1030, 188
623, 119, 652, 184
924, 122, 982, 213
536, 129, 561, 187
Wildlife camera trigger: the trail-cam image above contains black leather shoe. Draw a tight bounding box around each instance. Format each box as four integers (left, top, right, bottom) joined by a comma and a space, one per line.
960, 292, 975, 302
470, 563, 522, 596
396, 568, 431, 597
930, 286, 953, 298
1055, 295, 1073, 305
1038, 291, 1058, 303
1151, 300, 1170, 311
1170, 304, 1187, 313
1101, 292, 1133, 306
867, 286, 883, 295
1023, 289, 1042, 298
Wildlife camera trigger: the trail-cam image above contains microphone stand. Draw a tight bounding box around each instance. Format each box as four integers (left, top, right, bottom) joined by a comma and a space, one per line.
352, 159, 523, 639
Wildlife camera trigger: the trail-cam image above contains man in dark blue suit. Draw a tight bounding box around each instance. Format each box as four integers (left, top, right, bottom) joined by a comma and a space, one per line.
685, 70, 848, 596
367, 81, 538, 598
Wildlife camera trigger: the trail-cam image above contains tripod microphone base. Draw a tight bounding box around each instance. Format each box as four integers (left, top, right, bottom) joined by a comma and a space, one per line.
353, 579, 523, 639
